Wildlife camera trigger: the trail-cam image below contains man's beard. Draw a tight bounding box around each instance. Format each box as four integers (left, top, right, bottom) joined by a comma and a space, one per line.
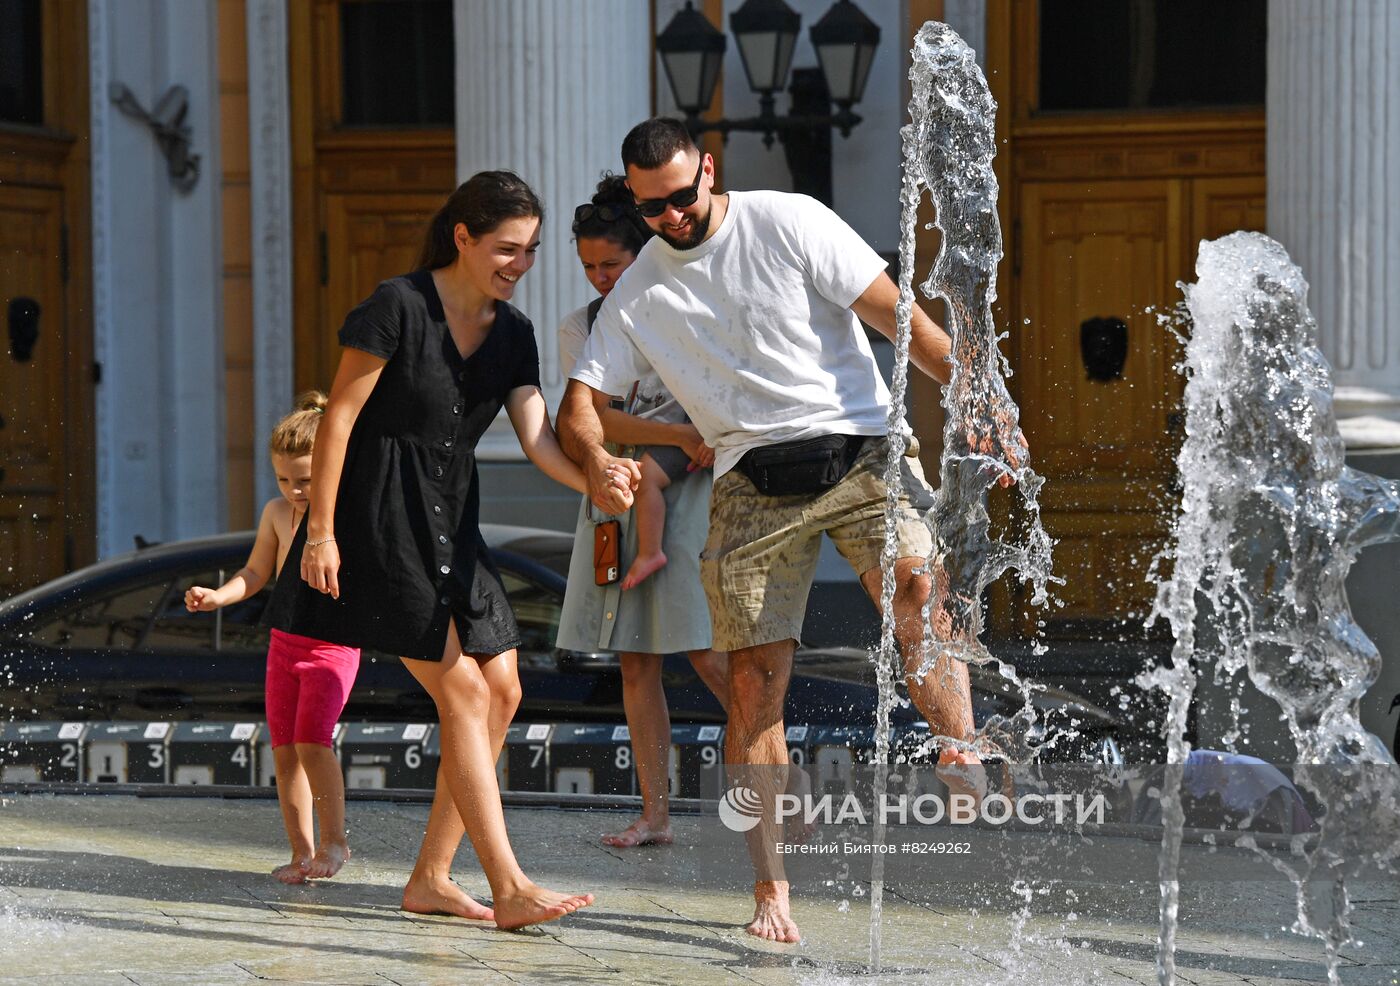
658, 204, 712, 250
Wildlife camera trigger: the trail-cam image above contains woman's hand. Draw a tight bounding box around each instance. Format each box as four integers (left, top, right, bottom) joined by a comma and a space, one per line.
301, 539, 342, 599
184, 586, 220, 612
674, 424, 715, 470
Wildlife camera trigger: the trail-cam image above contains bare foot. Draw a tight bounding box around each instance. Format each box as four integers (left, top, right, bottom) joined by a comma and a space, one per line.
936, 748, 987, 807
302, 840, 350, 879
402, 874, 494, 922
493, 883, 595, 931
746, 881, 800, 943
621, 550, 667, 590
272, 854, 311, 885
602, 818, 674, 848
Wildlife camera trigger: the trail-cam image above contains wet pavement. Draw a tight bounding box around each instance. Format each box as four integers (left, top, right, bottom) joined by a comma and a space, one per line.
1, 790, 1397, 985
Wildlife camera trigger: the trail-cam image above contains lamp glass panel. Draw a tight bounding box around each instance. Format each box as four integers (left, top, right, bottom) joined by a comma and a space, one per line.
816, 43, 856, 103
736, 31, 779, 91
662, 50, 707, 112
850, 42, 877, 103
774, 32, 798, 91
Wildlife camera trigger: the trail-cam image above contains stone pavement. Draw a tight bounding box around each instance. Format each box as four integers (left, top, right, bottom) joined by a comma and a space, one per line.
0, 791, 1397, 986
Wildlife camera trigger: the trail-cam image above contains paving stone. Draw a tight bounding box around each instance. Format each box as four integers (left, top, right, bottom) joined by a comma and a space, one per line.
2, 793, 1397, 984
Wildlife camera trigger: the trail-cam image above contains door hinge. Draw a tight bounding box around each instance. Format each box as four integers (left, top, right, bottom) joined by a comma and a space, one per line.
318, 231, 329, 285
92, 361, 103, 385
60, 223, 71, 284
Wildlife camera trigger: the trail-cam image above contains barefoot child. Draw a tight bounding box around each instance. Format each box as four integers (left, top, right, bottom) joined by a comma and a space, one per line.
620, 431, 708, 590
185, 391, 359, 883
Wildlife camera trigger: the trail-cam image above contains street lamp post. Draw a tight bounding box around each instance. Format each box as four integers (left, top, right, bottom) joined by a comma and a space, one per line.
656, 0, 880, 150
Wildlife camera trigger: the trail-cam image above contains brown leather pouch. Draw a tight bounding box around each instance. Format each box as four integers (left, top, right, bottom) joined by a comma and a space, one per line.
593, 520, 621, 586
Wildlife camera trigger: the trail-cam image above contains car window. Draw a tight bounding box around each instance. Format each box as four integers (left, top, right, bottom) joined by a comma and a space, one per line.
219, 586, 272, 652
26, 580, 170, 649
498, 569, 561, 667
141, 568, 220, 650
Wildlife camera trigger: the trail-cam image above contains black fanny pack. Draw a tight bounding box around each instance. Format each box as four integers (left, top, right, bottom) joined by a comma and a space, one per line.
736, 434, 869, 496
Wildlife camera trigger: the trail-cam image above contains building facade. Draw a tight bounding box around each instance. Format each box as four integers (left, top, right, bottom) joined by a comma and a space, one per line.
2, 1, 1398, 743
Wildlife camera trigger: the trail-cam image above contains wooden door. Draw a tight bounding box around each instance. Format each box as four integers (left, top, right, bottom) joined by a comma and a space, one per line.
1017, 180, 1186, 633
1189, 176, 1267, 260
289, 0, 455, 394
321, 191, 443, 373
0, 184, 68, 595
0, 1, 93, 595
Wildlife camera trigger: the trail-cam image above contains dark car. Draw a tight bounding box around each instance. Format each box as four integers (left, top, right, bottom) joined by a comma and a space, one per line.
0, 526, 1130, 757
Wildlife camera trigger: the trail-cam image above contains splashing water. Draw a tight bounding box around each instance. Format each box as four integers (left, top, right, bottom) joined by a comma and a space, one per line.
1146, 231, 1400, 985
871, 20, 1056, 971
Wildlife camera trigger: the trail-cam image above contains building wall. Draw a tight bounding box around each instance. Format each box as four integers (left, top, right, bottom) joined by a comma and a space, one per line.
218, 0, 256, 530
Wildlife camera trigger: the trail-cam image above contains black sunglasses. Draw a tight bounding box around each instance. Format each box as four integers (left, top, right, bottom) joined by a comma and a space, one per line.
573, 202, 632, 226
632, 156, 705, 218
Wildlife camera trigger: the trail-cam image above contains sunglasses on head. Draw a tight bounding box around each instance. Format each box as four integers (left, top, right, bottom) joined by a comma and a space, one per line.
573, 202, 632, 226
632, 156, 705, 218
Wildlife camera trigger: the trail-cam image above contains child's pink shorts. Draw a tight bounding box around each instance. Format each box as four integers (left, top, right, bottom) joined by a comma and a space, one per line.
265, 629, 361, 748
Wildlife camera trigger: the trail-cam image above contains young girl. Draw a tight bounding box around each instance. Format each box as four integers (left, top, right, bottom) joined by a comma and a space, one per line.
184, 391, 359, 884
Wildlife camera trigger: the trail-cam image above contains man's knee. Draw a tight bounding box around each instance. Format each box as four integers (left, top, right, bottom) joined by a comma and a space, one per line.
728, 642, 793, 712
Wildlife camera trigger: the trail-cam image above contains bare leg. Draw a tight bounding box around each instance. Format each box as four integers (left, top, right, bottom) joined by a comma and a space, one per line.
603, 653, 675, 848
401, 623, 591, 930
402, 648, 520, 920
686, 648, 731, 714
621, 457, 672, 590
726, 641, 801, 944
298, 742, 351, 878
270, 744, 315, 884
860, 559, 982, 800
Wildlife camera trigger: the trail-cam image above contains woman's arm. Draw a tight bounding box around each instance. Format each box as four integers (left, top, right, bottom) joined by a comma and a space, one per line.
596, 408, 712, 466
301, 348, 387, 598
185, 501, 280, 610
506, 385, 589, 495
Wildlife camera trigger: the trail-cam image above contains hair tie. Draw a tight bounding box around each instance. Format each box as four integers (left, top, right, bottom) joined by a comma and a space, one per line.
314, 405, 325, 414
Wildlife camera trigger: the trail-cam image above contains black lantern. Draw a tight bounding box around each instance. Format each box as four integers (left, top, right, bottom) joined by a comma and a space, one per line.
656, 2, 727, 116
730, 0, 801, 96
810, 0, 880, 109
654, 0, 880, 194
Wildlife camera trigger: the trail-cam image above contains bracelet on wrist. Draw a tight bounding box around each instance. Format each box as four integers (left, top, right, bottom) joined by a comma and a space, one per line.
306, 536, 336, 548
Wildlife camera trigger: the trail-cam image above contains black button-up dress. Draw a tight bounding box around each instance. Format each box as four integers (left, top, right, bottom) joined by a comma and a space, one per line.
267, 270, 539, 661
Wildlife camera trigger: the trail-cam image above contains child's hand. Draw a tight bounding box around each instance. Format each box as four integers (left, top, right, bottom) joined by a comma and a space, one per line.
185, 586, 219, 612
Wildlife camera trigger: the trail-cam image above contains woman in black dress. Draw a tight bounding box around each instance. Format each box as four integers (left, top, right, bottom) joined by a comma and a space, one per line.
278, 171, 633, 930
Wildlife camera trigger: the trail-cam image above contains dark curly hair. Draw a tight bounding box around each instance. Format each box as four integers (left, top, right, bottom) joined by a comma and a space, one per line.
571, 173, 652, 256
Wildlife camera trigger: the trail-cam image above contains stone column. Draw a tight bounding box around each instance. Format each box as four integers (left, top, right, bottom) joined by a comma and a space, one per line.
89, 0, 226, 555
247, 0, 294, 505
1267, 0, 1400, 448
454, 0, 652, 460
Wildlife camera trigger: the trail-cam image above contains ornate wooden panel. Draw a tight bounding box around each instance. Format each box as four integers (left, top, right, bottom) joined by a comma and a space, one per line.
319, 191, 444, 383
1016, 179, 1186, 631
0, 183, 67, 594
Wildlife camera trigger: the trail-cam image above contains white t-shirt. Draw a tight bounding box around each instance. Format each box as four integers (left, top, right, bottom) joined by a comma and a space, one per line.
557, 305, 686, 424
570, 190, 893, 477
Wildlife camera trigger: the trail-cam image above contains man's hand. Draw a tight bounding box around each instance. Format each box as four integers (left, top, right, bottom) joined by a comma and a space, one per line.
588, 450, 641, 514
966, 385, 1028, 489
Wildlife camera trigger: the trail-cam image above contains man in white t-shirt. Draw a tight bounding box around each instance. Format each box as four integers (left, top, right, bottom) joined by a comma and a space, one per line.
559, 118, 1024, 943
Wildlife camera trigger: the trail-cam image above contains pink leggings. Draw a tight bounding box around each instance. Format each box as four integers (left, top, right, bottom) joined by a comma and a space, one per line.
265, 629, 361, 748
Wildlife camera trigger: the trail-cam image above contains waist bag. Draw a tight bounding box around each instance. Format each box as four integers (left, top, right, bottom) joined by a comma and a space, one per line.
736, 434, 868, 496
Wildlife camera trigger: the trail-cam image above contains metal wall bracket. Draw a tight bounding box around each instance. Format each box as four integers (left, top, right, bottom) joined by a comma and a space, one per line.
109, 82, 201, 193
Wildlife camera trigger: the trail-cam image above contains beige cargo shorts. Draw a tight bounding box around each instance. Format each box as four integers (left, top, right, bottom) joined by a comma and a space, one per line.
699, 435, 934, 653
